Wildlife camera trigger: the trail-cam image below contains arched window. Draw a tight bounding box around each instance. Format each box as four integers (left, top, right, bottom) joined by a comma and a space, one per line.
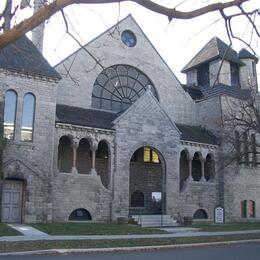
251, 134, 257, 167
193, 209, 208, 219
69, 208, 92, 221
234, 131, 241, 164
92, 65, 158, 112
21, 93, 35, 141
131, 191, 144, 207
242, 132, 249, 165
3, 90, 17, 139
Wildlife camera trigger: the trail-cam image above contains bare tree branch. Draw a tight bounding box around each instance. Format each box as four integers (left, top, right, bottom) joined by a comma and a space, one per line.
0, 0, 252, 49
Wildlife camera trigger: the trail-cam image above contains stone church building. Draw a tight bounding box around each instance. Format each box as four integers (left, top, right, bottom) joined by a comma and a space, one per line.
0, 14, 259, 224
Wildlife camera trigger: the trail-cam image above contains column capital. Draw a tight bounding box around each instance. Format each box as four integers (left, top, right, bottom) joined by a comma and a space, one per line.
90, 142, 98, 152
71, 138, 79, 149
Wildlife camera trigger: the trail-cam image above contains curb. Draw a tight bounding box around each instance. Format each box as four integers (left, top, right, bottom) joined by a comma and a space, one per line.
1, 239, 260, 256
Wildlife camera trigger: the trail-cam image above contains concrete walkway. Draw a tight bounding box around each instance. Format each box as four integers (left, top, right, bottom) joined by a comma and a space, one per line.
8, 224, 49, 237
1, 225, 260, 242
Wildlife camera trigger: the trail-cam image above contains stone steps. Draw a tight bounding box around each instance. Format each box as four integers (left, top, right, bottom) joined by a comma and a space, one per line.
131, 214, 178, 227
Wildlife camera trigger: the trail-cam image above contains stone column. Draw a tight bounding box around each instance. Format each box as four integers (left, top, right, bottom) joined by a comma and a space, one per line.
90, 145, 97, 175
188, 158, 193, 181
71, 142, 78, 174
201, 159, 206, 182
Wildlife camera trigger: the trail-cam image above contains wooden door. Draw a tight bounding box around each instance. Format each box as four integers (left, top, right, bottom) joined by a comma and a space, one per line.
1, 180, 23, 223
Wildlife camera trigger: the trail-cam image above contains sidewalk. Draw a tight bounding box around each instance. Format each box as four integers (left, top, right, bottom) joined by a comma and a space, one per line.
1, 224, 260, 242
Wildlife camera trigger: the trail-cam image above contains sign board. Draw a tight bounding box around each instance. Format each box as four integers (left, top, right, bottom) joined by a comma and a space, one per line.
214, 206, 225, 224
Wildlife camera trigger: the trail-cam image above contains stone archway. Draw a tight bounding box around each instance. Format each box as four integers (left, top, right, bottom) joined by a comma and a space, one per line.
129, 146, 165, 215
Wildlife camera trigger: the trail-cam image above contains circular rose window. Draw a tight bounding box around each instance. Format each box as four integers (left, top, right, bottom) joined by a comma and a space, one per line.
121, 30, 137, 47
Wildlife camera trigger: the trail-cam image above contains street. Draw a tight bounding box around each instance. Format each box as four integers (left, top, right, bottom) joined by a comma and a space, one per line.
1, 243, 260, 259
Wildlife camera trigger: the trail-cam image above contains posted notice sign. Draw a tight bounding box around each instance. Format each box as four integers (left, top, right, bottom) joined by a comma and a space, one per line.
214, 206, 225, 224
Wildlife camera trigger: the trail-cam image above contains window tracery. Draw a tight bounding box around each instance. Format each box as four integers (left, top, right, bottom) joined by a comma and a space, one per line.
92, 65, 158, 112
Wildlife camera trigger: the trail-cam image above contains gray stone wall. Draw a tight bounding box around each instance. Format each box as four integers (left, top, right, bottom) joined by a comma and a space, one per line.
196, 96, 222, 135
0, 71, 58, 222
55, 15, 197, 125
223, 164, 260, 221
52, 173, 112, 222
209, 59, 231, 86
239, 58, 258, 90
111, 90, 181, 220
52, 125, 115, 222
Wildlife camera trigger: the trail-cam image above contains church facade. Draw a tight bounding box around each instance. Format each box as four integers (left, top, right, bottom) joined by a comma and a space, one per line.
0, 15, 259, 224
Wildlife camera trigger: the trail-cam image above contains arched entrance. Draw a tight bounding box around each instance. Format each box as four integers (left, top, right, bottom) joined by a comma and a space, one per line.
129, 146, 165, 215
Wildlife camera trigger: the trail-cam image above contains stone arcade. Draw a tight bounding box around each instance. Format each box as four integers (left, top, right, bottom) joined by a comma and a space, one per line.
0, 14, 259, 224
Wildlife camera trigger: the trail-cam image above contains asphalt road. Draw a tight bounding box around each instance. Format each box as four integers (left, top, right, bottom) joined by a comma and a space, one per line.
1, 243, 260, 259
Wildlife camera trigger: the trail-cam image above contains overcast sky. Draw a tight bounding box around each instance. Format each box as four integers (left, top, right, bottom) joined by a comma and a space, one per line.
3, 0, 260, 83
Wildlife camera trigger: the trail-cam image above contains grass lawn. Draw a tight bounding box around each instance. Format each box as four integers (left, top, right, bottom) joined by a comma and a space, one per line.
0, 223, 21, 236
193, 222, 260, 232
1, 234, 260, 253
31, 223, 167, 235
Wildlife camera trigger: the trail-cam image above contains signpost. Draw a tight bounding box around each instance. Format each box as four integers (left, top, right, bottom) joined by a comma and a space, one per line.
214, 206, 225, 224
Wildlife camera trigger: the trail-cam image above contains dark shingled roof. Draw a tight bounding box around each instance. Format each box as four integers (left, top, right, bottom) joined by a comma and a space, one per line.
239, 48, 259, 62
0, 35, 61, 79
56, 104, 218, 145
201, 84, 251, 100
176, 124, 219, 145
56, 104, 118, 129
182, 37, 244, 73
183, 84, 251, 101
182, 85, 203, 100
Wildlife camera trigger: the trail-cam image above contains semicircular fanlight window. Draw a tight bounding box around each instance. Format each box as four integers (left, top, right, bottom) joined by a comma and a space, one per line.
92, 65, 158, 112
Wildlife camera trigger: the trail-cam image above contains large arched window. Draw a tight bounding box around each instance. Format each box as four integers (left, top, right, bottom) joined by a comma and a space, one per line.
3, 90, 17, 139
92, 65, 158, 112
21, 93, 36, 141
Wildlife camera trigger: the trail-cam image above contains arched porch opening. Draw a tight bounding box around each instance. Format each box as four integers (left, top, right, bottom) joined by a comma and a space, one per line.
58, 136, 73, 173
180, 150, 189, 191
192, 152, 202, 181
129, 146, 165, 215
205, 154, 214, 181
96, 140, 109, 188
76, 138, 91, 174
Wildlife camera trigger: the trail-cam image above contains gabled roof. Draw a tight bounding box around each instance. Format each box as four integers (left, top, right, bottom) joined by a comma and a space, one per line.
176, 124, 219, 145
182, 37, 244, 73
239, 48, 259, 62
0, 35, 61, 80
112, 88, 181, 134
56, 104, 117, 129
56, 102, 218, 145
